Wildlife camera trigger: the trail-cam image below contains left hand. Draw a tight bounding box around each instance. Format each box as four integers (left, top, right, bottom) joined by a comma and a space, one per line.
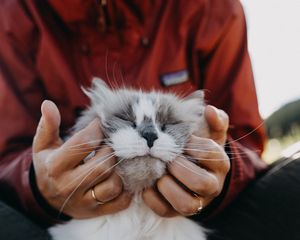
142, 105, 230, 217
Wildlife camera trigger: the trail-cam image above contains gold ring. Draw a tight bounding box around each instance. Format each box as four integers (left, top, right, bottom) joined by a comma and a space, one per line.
91, 187, 105, 205
193, 194, 203, 215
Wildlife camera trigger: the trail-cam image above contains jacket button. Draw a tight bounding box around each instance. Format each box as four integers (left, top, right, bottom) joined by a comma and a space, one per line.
80, 44, 91, 55
141, 37, 149, 47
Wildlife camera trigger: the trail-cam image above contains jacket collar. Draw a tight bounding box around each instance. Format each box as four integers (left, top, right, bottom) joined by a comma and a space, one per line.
48, 0, 151, 25
48, 0, 96, 23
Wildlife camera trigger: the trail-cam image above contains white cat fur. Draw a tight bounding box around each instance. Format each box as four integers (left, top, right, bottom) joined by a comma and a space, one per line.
49, 78, 208, 240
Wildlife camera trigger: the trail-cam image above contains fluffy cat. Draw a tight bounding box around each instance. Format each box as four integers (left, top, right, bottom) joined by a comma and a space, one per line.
49, 78, 209, 240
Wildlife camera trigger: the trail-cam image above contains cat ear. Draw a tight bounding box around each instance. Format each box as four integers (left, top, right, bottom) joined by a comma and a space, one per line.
91, 77, 110, 91
180, 90, 206, 120
184, 90, 205, 101
82, 77, 113, 104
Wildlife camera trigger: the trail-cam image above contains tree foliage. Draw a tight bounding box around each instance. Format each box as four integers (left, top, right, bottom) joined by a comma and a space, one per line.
265, 98, 300, 139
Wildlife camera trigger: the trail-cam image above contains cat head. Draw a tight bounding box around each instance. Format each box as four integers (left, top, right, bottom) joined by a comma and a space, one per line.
78, 78, 207, 192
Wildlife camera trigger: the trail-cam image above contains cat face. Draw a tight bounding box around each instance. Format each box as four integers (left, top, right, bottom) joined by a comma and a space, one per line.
105, 93, 192, 163
79, 78, 207, 192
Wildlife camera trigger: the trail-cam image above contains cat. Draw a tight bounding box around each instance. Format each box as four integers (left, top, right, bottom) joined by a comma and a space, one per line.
49, 78, 209, 240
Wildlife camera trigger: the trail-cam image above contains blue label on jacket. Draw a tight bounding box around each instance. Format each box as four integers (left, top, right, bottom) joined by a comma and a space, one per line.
160, 70, 189, 87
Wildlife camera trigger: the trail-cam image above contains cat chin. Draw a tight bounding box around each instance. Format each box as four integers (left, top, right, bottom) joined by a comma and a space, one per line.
116, 156, 167, 193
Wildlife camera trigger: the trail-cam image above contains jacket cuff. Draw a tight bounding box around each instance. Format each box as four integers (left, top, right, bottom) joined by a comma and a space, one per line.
17, 148, 70, 227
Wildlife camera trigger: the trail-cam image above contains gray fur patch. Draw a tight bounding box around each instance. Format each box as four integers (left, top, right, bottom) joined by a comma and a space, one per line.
74, 78, 208, 193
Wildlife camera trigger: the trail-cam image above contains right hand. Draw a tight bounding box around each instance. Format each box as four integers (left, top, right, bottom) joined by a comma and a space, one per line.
32, 100, 132, 219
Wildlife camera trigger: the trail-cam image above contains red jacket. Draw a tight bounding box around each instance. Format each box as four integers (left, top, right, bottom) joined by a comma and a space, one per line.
0, 0, 266, 225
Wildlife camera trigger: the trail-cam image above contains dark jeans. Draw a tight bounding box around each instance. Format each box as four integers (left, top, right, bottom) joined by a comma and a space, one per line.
1, 156, 300, 240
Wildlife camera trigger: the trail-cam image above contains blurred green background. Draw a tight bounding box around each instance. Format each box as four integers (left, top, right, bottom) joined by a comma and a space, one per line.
264, 99, 300, 162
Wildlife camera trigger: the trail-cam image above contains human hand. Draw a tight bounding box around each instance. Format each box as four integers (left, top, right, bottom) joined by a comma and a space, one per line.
32, 100, 131, 219
142, 105, 230, 217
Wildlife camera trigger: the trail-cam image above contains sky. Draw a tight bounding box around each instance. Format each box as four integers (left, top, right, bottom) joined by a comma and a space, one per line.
240, 0, 300, 118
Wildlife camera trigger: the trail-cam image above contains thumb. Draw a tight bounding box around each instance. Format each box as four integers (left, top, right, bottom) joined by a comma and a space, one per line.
33, 100, 62, 153
204, 105, 229, 146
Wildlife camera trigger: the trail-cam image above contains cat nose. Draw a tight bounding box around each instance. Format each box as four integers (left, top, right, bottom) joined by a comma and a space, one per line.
141, 131, 158, 148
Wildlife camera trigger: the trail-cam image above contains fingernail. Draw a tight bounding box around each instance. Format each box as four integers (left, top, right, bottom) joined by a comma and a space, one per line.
84, 119, 103, 144
209, 105, 224, 122
88, 118, 101, 129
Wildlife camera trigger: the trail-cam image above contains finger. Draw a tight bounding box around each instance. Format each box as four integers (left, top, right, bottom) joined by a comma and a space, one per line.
204, 105, 229, 145
72, 147, 117, 190
84, 173, 123, 205
51, 119, 103, 172
93, 191, 132, 216
186, 135, 222, 160
142, 188, 178, 217
59, 147, 116, 194
70, 191, 132, 219
33, 100, 62, 153
157, 175, 202, 216
168, 157, 221, 197
186, 135, 230, 174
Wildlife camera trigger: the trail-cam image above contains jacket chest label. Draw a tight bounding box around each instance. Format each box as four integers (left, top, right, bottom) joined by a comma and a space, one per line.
160, 69, 189, 87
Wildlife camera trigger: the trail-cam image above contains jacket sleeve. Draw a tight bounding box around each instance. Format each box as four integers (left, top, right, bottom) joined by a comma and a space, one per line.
0, 2, 60, 226
192, 1, 267, 219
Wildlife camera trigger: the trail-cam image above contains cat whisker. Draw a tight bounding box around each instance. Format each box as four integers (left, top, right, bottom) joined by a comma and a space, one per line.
105, 48, 111, 87
183, 143, 262, 151
184, 142, 252, 150
113, 61, 117, 88
181, 148, 261, 154
67, 139, 109, 150
180, 153, 255, 162
153, 146, 256, 159
66, 149, 106, 157
226, 121, 265, 145
66, 143, 113, 152
59, 152, 116, 192
58, 153, 116, 215
86, 157, 128, 192
170, 159, 207, 177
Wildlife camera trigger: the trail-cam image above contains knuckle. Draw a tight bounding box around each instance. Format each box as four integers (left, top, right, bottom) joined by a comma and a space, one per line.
222, 156, 231, 173
211, 187, 222, 198
177, 203, 195, 216
157, 175, 171, 189
193, 177, 218, 196
206, 138, 216, 147
157, 206, 172, 218
188, 175, 204, 194
95, 162, 114, 179
95, 167, 111, 180
206, 178, 220, 196
191, 183, 205, 195
108, 178, 123, 198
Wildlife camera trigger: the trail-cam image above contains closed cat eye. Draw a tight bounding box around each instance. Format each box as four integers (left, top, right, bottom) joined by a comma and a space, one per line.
114, 114, 137, 128
160, 121, 182, 131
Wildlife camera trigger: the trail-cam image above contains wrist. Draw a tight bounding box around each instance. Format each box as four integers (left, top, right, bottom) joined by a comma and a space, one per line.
29, 163, 72, 223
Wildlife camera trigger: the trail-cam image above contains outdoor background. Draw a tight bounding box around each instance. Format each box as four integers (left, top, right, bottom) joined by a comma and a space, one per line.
241, 0, 300, 162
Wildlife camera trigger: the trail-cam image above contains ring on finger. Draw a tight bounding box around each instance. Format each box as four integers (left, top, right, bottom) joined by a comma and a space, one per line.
193, 193, 203, 215
91, 187, 105, 205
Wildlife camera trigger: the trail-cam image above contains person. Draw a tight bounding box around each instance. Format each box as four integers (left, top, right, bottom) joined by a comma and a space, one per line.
0, 1, 299, 240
